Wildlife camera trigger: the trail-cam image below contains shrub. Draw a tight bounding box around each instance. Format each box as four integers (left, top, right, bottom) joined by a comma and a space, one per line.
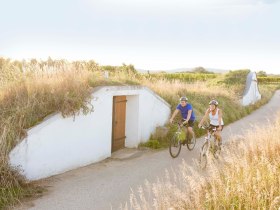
258, 76, 280, 84
222, 69, 250, 85
140, 140, 161, 149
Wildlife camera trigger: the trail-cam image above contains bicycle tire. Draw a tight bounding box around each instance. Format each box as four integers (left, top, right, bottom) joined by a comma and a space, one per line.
213, 142, 221, 159
186, 133, 196, 151
169, 133, 182, 158
200, 141, 208, 169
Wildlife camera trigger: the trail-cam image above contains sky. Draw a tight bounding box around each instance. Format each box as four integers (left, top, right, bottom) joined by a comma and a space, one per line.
0, 0, 280, 74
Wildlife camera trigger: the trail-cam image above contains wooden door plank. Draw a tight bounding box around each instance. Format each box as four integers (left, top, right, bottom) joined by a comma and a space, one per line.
112, 96, 126, 152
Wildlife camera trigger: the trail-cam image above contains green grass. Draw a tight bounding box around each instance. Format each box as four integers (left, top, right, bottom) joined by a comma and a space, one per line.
144, 80, 279, 150
141, 72, 218, 82
0, 159, 44, 210
258, 76, 280, 84
139, 140, 161, 149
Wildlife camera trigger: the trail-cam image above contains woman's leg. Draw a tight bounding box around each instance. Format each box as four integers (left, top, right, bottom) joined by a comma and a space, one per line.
214, 131, 222, 145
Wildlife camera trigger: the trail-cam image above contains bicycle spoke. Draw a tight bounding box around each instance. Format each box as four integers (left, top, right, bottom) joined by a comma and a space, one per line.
213, 144, 221, 159
169, 134, 182, 158
186, 133, 196, 151
213, 140, 222, 159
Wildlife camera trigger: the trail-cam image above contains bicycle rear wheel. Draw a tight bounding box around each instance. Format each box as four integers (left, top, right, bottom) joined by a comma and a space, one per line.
186, 133, 196, 151
200, 141, 208, 169
169, 133, 182, 158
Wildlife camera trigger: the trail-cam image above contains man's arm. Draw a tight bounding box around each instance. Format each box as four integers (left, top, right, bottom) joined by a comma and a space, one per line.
169, 109, 179, 123
182, 109, 192, 125
186, 110, 192, 122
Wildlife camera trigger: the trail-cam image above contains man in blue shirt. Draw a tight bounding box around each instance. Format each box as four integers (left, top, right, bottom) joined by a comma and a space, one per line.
169, 96, 196, 142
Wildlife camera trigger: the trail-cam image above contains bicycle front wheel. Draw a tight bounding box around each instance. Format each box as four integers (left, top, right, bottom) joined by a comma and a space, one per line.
200, 141, 208, 169
169, 134, 182, 158
186, 133, 196, 151
213, 141, 221, 159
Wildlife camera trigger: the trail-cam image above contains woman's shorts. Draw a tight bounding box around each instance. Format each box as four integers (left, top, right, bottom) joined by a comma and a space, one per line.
209, 124, 224, 131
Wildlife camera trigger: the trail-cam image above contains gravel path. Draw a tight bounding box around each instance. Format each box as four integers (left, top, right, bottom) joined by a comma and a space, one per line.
15, 90, 280, 210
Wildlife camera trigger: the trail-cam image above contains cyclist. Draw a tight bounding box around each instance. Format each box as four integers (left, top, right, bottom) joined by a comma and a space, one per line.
198, 99, 224, 146
169, 96, 196, 143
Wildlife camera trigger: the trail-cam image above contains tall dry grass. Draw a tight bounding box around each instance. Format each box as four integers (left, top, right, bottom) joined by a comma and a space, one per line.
142, 78, 235, 99
0, 69, 95, 153
123, 113, 280, 210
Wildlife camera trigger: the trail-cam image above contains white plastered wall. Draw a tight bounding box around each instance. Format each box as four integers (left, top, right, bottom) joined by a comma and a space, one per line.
125, 95, 140, 148
242, 72, 261, 106
9, 86, 170, 180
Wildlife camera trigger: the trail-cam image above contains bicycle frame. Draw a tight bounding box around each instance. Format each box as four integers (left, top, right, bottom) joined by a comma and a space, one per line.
176, 121, 190, 136
175, 122, 192, 142
206, 127, 216, 141
204, 132, 217, 153
169, 121, 196, 158
200, 126, 220, 168
175, 122, 188, 142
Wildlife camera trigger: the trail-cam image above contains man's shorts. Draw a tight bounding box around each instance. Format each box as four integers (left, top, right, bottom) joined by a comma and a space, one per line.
181, 119, 195, 128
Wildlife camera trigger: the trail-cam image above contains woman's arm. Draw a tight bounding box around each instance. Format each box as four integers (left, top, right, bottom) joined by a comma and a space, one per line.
198, 108, 210, 127
218, 109, 223, 130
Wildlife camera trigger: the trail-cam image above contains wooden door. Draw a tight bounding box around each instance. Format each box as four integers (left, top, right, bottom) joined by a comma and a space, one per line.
112, 96, 127, 152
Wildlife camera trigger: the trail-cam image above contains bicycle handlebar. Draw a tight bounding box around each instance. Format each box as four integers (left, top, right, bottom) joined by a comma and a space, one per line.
200, 125, 217, 131
171, 121, 191, 129
172, 121, 183, 127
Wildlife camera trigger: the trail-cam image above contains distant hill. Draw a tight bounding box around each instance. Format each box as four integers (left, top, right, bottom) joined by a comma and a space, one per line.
136, 67, 229, 74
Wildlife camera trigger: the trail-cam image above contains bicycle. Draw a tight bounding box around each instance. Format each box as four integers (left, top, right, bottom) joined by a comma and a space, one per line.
169, 121, 196, 158
199, 125, 221, 168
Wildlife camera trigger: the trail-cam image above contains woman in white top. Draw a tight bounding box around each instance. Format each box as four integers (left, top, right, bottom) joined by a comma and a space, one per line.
198, 99, 224, 145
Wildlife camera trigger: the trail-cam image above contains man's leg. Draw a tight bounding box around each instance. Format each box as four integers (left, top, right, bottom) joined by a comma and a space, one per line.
187, 126, 195, 142
182, 126, 188, 144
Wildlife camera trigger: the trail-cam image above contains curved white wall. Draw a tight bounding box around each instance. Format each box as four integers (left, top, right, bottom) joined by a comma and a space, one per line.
9, 86, 171, 180
242, 72, 261, 106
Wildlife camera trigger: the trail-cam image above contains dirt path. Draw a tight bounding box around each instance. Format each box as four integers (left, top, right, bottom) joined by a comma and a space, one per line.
15, 90, 280, 210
